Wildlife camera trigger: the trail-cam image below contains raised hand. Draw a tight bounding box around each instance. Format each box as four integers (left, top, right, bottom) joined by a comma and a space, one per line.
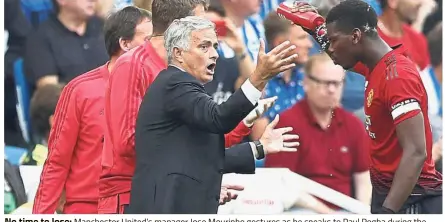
251, 39, 298, 85
259, 114, 299, 154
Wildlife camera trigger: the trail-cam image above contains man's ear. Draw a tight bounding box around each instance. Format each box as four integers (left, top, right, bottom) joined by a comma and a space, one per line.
351, 28, 362, 45
49, 115, 54, 128
173, 47, 185, 63
119, 37, 131, 52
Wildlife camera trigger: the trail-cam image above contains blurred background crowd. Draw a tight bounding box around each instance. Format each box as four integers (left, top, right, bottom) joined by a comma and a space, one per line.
3, 0, 443, 214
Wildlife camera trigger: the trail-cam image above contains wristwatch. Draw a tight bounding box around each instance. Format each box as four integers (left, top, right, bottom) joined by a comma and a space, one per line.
253, 140, 265, 160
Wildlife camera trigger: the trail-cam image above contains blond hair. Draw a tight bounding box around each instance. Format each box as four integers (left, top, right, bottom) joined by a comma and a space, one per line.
304, 53, 333, 75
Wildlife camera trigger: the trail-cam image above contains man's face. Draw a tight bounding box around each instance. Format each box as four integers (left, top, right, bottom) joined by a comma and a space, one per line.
129, 18, 153, 49
287, 25, 313, 64
180, 28, 219, 84
394, 0, 422, 23
326, 22, 359, 70
61, 0, 97, 18
304, 59, 345, 110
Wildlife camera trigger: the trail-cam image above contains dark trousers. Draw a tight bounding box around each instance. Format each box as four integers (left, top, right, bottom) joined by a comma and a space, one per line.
371, 188, 442, 214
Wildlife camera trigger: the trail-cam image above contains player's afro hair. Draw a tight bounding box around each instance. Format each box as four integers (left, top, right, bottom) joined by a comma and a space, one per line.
326, 0, 378, 36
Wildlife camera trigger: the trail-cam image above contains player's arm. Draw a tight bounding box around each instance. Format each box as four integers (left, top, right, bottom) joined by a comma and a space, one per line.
382, 70, 427, 213
224, 122, 251, 148
110, 62, 148, 154
33, 86, 80, 214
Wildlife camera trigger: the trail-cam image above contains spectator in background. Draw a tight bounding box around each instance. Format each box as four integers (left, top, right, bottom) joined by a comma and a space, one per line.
219, 0, 265, 63
32, 6, 152, 214
16, 84, 65, 214
251, 12, 312, 140
422, 22, 442, 117
4, 0, 33, 147
265, 53, 372, 209
378, 0, 431, 71
423, 22, 442, 173
422, 0, 441, 35
204, 0, 255, 102
24, 0, 109, 89
28, 84, 64, 166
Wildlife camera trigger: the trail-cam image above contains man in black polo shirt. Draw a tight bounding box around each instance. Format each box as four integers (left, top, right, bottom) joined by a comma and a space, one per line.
24, 0, 109, 88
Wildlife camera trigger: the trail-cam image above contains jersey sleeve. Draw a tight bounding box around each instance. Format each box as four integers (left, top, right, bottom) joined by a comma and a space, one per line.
33, 85, 80, 214
224, 122, 251, 148
384, 65, 423, 125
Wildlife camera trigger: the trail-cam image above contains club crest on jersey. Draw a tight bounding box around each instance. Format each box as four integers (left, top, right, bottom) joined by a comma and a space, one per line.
367, 89, 374, 107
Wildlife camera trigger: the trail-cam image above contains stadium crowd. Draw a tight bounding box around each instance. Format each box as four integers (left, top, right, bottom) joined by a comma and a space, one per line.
4, 0, 443, 215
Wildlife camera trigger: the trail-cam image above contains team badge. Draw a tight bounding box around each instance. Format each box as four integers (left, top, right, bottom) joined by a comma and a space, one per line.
367, 89, 374, 107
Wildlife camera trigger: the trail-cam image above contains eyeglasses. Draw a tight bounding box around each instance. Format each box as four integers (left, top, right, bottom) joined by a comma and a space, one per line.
306, 74, 344, 88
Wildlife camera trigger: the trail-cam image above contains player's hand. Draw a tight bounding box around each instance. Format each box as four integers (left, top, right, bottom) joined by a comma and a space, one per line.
290, 1, 318, 14
259, 114, 299, 155
219, 184, 244, 205
243, 96, 278, 127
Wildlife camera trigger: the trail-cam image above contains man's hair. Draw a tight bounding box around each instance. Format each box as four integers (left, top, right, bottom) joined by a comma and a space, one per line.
326, 0, 378, 36
152, 0, 208, 35
263, 12, 292, 49
427, 22, 442, 67
164, 16, 214, 63
30, 84, 64, 138
208, 0, 226, 17
103, 6, 152, 57
304, 53, 332, 75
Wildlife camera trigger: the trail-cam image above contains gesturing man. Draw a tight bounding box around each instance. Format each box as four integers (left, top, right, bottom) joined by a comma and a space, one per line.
128, 16, 299, 214
32, 6, 152, 214
100, 0, 276, 213
290, 0, 442, 214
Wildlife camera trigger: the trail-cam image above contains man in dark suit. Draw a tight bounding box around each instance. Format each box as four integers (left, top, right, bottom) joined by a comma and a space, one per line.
128, 16, 300, 214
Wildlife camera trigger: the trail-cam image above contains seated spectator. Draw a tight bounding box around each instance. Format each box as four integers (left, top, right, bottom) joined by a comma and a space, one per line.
265, 53, 372, 209
24, 0, 109, 89
378, 0, 430, 71
27, 83, 64, 166
422, 22, 442, 172
422, 22, 442, 117
251, 12, 312, 140
219, 0, 265, 63
204, 0, 255, 103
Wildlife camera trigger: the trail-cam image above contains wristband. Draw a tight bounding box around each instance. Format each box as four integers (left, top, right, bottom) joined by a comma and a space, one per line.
253, 140, 265, 160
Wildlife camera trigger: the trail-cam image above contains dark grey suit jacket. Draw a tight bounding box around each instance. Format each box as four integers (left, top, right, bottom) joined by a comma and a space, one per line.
127, 66, 258, 214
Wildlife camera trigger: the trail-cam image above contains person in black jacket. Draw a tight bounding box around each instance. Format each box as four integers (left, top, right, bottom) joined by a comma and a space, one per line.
128, 16, 299, 214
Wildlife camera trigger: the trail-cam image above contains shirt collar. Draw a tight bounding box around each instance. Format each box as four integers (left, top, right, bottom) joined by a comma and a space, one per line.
300, 98, 344, 128
275, 65, 304, 80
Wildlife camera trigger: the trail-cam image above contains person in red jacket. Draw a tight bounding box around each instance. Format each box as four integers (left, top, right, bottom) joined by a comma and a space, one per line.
99, 0, 277, 214
32, 6, 153, 214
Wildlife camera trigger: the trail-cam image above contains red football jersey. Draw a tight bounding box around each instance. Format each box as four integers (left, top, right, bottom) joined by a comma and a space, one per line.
355, 45, 442, 194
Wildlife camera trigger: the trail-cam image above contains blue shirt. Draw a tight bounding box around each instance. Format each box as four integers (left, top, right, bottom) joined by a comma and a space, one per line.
263, 67, 305, 121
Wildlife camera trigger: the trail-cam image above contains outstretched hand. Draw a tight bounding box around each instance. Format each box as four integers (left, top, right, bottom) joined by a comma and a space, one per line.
243, 96, 278, 127
253, 39, 298, 81
259, 114, 299, 155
